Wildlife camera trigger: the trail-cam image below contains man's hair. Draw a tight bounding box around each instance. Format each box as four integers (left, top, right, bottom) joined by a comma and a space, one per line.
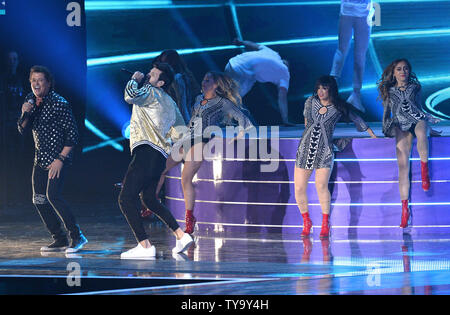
29, 65, 55, 89
153, 62, 175, 91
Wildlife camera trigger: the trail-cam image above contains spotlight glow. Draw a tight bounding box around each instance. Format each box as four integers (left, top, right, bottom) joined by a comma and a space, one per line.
84, 119, 124, 152
87, 28, 450, 67
425, 87, 450, 120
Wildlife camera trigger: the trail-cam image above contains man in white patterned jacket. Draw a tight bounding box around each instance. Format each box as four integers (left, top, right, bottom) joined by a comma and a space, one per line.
119, 62, 193, 260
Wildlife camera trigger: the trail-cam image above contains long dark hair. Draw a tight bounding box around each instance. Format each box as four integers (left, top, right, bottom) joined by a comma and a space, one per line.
377, 58, 421, 103
153, 49, 185, 74
153, 49, 201, 100
313, 75, 348, 114
153, 50, 199, 86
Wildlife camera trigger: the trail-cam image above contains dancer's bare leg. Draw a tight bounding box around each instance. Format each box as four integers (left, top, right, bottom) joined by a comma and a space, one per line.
315, 168, 332, 215
395, 128, 413, 200
294, 167, 313, 214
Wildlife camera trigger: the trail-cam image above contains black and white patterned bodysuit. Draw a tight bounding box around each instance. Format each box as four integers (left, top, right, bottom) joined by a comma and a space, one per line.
186, 95, 253, 141
382, 83, 429, 138
296, 96, 368, 170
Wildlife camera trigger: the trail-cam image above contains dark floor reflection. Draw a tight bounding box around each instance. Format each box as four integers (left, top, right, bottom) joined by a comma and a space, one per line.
1, 204, 450, 294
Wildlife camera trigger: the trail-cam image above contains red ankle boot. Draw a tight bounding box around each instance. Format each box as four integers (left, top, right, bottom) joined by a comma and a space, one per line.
320, 213, 330, 239
421, 161, 430, 191
301, 212, 313, 238
400, 200, 411, 228
185, 210, 197, 234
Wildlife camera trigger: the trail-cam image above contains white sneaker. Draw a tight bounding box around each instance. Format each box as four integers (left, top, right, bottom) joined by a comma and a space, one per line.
120, 244, 156, 260
172, 233, 194, 254
347, 92, 365, 113
172, 252, 189, 261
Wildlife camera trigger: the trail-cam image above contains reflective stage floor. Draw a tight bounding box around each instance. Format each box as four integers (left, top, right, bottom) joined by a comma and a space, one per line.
1, 203, 450, 295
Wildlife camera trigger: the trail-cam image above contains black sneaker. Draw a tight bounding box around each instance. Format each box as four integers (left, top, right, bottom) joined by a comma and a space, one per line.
65, 233, 88, 253
40, 239, 69, 252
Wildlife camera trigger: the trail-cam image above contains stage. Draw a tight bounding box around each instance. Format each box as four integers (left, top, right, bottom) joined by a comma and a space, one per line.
165, 122, 450, 237
0, 124, 450, 296
1, 204, 450, 295
2, 0, 450, 298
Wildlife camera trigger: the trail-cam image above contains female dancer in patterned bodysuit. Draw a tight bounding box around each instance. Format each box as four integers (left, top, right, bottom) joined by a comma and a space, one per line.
295, 75, 376, 238
157, 71, 254, 234
378, 59, 440, 229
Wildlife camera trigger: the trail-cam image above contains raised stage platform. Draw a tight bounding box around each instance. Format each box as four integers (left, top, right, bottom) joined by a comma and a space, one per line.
165, 122, 450, 237
0, 124, 450, 295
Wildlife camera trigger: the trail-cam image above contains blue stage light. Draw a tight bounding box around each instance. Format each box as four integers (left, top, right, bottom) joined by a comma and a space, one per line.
121, 121, 130, 139
372, 28, 450, 39
85, 0, 221, 11
85, 0, 450, 146
84, 119, 124, 152
86, 1, 172, 10
425, 87, 450, 120
87, 46, 236, 67
236, 0, 450, 6
86, 70, 132, 134
83, 137, 126, 153
87, 28, 450, 67
85, 0, 450, 11
87, 51, 162, 67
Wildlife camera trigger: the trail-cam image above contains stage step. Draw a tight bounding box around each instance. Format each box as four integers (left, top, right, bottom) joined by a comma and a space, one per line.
165, 136, 450, 236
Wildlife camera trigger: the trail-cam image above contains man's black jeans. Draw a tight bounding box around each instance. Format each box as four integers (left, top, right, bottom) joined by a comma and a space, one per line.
32, 164, 80, 241
119, 145, 180, 242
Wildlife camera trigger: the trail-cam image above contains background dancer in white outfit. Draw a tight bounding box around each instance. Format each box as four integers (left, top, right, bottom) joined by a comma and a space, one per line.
225, 38, 294, 125
330, 0, 375, 112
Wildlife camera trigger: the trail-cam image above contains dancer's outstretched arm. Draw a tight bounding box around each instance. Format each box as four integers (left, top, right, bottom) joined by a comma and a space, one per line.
233, 38, 261, 51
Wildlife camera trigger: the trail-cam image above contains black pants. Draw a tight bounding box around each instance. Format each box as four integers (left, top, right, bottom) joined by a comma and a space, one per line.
118, 145, 180, 242
32, 164, 80, 240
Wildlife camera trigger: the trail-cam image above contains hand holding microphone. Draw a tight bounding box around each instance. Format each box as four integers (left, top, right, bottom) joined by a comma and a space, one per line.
121, 68, 146, 84
22, 99, 35, 116
131, 71, 145, 83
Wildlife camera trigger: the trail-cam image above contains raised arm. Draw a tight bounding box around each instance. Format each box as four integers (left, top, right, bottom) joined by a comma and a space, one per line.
124, 71, 160, 106
278, 86, 290, 125
124, 80, 155, 106
233, 38, 261, 51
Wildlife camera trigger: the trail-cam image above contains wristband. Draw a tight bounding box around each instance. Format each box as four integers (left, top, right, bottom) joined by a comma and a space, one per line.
57, 154, 67, 163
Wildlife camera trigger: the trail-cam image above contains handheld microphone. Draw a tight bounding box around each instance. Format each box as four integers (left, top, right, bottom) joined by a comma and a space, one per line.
121, 68, 134, 75
122, 68, 148, 86
21, 98, 35, 119
28, 98, 35, 111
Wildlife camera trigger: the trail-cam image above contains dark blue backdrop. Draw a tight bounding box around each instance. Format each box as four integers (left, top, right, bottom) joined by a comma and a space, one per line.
0, 0, 86, 137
